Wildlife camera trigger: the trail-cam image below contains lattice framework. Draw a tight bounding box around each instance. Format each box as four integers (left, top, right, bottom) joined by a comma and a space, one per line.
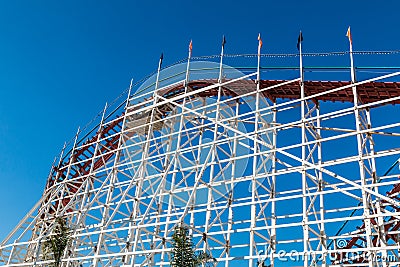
1, 51, 400, 267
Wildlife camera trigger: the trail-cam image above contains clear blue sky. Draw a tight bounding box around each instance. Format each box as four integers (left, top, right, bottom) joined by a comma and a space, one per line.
0, 0, 399, 242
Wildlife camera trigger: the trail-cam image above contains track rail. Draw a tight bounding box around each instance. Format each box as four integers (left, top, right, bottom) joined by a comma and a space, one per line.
44, 117, 123, 215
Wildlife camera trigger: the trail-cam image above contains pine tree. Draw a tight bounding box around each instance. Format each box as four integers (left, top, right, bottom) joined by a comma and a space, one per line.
171, 226, 215, 267
43, 217, 71, 267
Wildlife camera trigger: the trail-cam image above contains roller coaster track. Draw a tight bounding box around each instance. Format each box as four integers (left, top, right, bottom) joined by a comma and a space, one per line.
42, 78, 400, 264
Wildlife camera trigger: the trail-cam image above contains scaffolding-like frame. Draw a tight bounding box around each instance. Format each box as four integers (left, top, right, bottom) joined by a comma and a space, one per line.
1, 49, 400, 267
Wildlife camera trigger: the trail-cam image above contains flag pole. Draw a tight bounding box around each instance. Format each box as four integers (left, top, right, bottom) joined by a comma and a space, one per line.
347, 27, 356, 83
257, 33, 262, 84
185, 40, 193, 87
219, 35, 226, 83
298, 31, 304, 83
155, 53, 163, 90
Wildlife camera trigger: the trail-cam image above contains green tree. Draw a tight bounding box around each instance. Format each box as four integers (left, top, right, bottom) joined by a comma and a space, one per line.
42, 217, 71, 267
171, 225, 215, 267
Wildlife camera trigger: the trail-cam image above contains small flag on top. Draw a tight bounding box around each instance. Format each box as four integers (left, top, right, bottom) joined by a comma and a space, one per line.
189, 40, 193, 52
297, 31, 303, 51
346, 26, 352, 44
222, 35, 226, 48
159, 52, 164, 67
258, 33, 263, 48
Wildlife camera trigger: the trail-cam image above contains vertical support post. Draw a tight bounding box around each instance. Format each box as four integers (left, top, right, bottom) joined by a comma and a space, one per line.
189, 97, 206, 234
203, 36, 225, 255
130, 86, 160, 265
298, 31, 310, 267
298, 31, 326, 267
347, 27, 382, 266
348, 28, 373, 267
93, 80, 133, 267
125, 78, 163, 264
249, 33, 262, 267
147, 53, 164, 267
160, 40, 192, 263
269, 104, 277, 267
366, 110, 388, 266
158, 115, 176, 264
225, 99, 239, 267
316, 106, 327, 267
